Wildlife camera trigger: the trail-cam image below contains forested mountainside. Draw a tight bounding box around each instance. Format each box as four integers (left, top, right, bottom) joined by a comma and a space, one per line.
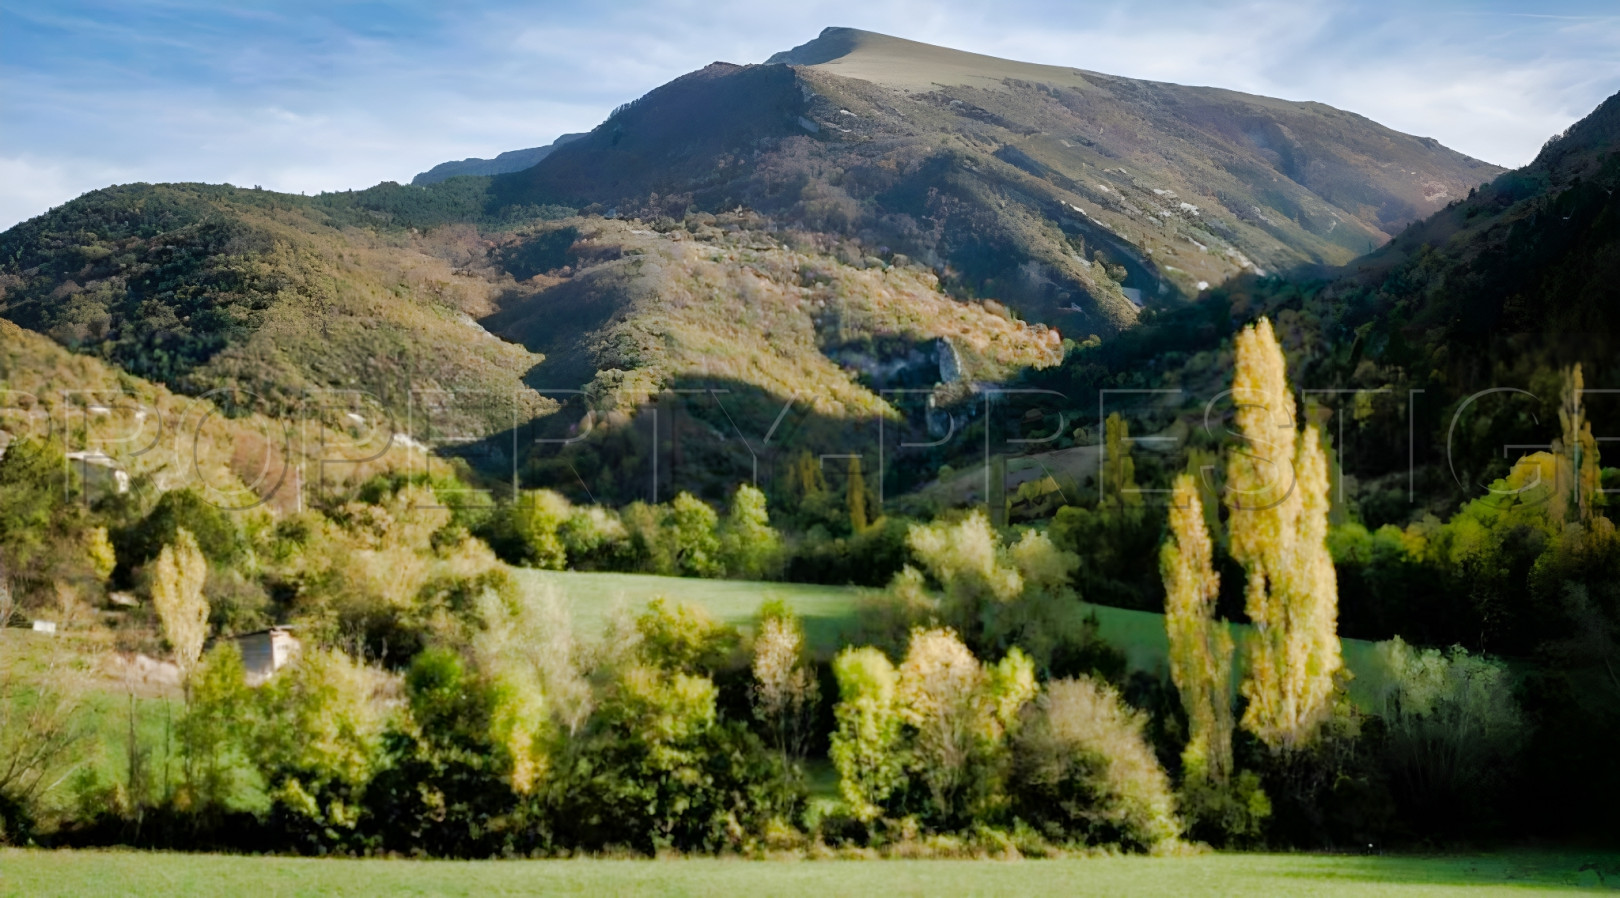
1026, 87, 1620, 517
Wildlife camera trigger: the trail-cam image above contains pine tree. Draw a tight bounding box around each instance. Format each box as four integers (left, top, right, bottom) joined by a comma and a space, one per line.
1161, 472, 1234, 782
1226, 318, 1341, 752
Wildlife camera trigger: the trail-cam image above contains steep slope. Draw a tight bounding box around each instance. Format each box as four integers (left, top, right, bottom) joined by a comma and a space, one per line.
493, 27, 1501, 333
1022, 88, 1620, 521
482, 211, 1063, 419
412, 133, 587, 185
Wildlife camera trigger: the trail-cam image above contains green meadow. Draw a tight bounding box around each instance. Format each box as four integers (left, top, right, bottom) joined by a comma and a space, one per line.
515, 570, 1394, 703
2, 849, 1614, 897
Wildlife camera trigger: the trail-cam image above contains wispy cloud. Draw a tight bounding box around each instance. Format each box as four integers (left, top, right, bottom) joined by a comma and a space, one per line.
1, 0, 1615, 229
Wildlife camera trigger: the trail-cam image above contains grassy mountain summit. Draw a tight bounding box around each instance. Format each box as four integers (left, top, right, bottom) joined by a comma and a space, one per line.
492, 27, 1501, 333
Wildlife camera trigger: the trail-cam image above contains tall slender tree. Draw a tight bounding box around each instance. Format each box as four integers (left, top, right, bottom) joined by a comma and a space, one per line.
1226, 318, 1341, 752
151, 528, 210, 689
1557, 363, 1602, 525
847, 456, 869, 533
1161, 472, 1234, 781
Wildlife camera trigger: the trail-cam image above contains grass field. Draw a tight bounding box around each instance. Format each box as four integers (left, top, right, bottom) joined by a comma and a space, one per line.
0, 631, 182, 817
514, 570, 1393, 704
2, 848, 1615, 896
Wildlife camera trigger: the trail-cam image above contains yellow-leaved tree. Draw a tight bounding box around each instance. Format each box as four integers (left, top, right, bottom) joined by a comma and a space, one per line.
1161, 472, 1234, 781
1226, 318, 1341, 752
1557, 363, 1603, 525
151, 527, 210, 689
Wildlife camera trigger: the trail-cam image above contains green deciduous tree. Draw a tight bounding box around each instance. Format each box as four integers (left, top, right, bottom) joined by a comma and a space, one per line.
669, 491, 723, 577
721, 484, 781, 580
750, 600, 819, 770
177, 642, 252, 815
829, 646, 904, 823
253, 648, 388, 851
509, 489, 572, 570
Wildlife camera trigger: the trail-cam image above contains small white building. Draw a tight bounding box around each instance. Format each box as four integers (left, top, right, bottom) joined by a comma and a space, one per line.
234, 627, 300, 686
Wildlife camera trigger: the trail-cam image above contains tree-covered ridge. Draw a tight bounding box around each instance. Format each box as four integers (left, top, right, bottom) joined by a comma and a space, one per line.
0, 182, 553, 435
1027, 90, 1620, 517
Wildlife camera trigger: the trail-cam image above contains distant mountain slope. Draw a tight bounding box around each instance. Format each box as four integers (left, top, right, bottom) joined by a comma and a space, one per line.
412, 133, 587, 185
492, 27, 1501, 334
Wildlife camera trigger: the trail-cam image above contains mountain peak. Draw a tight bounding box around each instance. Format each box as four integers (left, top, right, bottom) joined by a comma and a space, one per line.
765, 27, 872, 66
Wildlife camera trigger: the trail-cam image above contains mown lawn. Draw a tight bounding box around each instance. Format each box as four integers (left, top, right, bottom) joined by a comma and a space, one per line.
514, 570, 1392, 703
1, 849, 1614, 896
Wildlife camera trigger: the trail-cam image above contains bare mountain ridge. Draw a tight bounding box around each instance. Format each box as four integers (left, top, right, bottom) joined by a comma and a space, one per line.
491, 27, 1502, 334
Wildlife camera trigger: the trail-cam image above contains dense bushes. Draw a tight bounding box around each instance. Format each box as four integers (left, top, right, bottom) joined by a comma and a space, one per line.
489, 485, 783, 581
1010, 678, 1181, 851
828, 627, 1179, 850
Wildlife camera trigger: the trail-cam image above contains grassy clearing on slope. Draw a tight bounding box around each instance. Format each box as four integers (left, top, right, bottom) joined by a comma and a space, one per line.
515, 570, 1393, 703
514, 570, 864, 653
1, 849, 1613, 897
0, 631, 182, 819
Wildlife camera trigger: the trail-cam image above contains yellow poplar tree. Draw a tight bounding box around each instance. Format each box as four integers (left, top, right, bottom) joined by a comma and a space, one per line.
152, 528, 210, 684
1226, 318, 1342, 751
847, 456, 869, 533
1102, 412, 1143, 508
1160, 472, 1234, 782
1557, 364, 1602, 524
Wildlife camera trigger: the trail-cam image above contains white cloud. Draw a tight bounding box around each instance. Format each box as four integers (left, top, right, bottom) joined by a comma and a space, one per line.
1, 1, 1616, 229
0, 156, 139, 228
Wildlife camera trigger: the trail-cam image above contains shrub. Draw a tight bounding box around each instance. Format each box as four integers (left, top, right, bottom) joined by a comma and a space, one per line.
252, 648, 389, 853
1374, 637, 1528, 836
1011, 677, 1182, 850
1177, 769, 1271, 848
551, 665, 783, 853
635, 598, 739, 675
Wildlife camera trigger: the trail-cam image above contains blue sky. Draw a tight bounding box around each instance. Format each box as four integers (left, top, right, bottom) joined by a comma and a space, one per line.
2, 0, 1617, 229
